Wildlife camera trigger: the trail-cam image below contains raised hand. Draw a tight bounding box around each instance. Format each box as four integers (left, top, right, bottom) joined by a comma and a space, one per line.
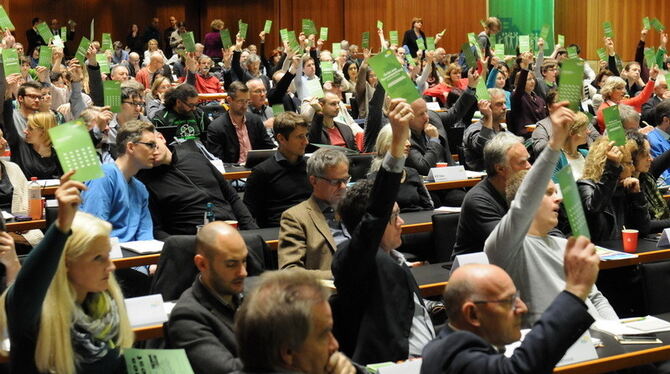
55, 170, 87, 233
605, 141, 623, 164
563, 236, 599, 301
548, 101, 576, 151
387, 98, 413, 157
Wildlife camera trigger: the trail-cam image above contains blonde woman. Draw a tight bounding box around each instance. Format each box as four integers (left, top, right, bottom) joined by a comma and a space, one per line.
4, 171, 133, 373
146, 75, 171, 120
552, 111, 590, 181
142, 39, 167, 67
577, 136, 650, 242
423, 63, 470, 106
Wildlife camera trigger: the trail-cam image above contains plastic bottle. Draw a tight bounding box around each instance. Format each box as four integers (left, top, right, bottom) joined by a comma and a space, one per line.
28, 177, 41, 220
204, 202, 215, 224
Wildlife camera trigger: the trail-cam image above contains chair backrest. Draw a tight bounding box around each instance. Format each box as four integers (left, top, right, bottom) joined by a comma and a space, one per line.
431, 213, 460, 263
348, 154, 374, 182
640, 260, 670, 314
150, 232, 269, 301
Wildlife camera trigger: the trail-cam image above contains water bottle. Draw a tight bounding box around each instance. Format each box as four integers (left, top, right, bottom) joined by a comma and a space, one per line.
28, 177, 41, 220
204, 202, 215, 224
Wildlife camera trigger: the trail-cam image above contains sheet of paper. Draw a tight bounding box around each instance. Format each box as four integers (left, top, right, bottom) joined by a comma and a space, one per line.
101, 32, 113, 52
556, 165, 591, 238
603, 105, 626, 146
75, 36, 91, 65
320, 27, 328, 41
124, 348, 194, 374
596, 246, 638, 261
38, 46, 52, 68
219, 29, 232, 49
0, 6, 15, 31
593, 316, 670, 336
389, 30, 398, 46
238, 21, 248, 39
603, 21, 614, 38
121, 239, 165, 254
321, 61, 334, 82
377, 359, 422, 374
36, 22, 54, 44
332, 42, 341, 57
361, 31, 370, 49
263, 20, 272, 35
558, 58, 584, 112
434, 206, 462, 213
52, 35, 64, 49
428, 165, 467, 182
103, 80, 121, 113
182, 31, 195, 52
596, 48, 607, 61
643, 17, 651, 30
475, 78, 490, 101
305, 78, 324, 99
652, 18, 666, 32
125, 294, 168, 328
367, 49, 420, 103
518, 35, 530, 53
48, 120, 104, 182
96, 54, 110, 74
1, 48, 19, 76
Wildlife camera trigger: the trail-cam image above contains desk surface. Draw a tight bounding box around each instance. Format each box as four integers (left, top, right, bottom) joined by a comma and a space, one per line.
597, 237, 670, 270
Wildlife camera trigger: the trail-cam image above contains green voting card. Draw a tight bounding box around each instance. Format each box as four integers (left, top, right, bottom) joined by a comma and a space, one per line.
652, 18, 666, 32
238, 20, 248, 39
644, 47, 657, 68
462, 42, 476, 68
2, 48, 19, 76
101, 33, 112, 51
320, 27, 328, 41
36, 22, 53, 44
361, 32, 370, 49
367, 48, 420, 103
301, 19, 316, 36
557, 34, 565, 47
75, 37, 91, 65
567, 46, 578, 59
518, 35, 530, 53
657, 48, 666, 67
475, 78, 490, 100
52, 35, 64, 49
556, 165, 591, 239
643, 17, 651, 30
540, 24, 550, 41
182, 31, 195, 52
279, 28, 288, 43
416, 38, 425, 51
332, 42, 341, 57
96, 54, 110, 74
377, 20, 383, 30
467, 32, 477, 47
405, 53, 416, 67
0, 6, 14, 31
321, 61, 334, 82
48, 120, 104, 182
603, 21, 614, 38
288, 31, 300, 53
263, 20, 272, 34
557, 58, 584, 112
103, 80, 121, 113
305, 78, 324, 98
596, 48, 608, 61
494, 43, 505, 59
271, 104, 285, 115
38, 46, 52, 68
220, 29, 232, 49
390, 30, 399, 46
603, 105, 626, 146
426, 37, 436, 51
124, 348, 194, 374
60, 26, 67, 42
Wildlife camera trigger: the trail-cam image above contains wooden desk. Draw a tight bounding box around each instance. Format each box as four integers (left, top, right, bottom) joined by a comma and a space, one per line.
198, 93, 227, 101
42, 186, 57, 197
425, 178, 481, 191
6, 220, 46, 232
597, 237, 670, 270
223, 170, 252, 180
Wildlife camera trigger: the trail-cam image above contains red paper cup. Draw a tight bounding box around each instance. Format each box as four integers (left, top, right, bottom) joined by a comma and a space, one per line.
224, 220, 239, 229
622, 229, 639, 253
436, 162, 449, 168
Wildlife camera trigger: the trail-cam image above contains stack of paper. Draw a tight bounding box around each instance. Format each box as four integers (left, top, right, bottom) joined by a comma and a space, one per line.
121, 239, 164, 254
596, 246, 638, 261
592, 316, 670, 336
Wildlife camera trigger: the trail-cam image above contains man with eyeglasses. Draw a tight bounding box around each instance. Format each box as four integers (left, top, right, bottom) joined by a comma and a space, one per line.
12, 81, 42, 136
81, 120, 158, 243
185, 54, 224, 94
206, 81, 274, 163
278, 147, 351, 279
330, 99, 436, 365
421, 236, 599, 374
152, 83, 210, 143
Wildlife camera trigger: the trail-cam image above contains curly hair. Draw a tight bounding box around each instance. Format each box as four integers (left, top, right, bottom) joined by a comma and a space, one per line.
582, 135, 637, 181
600, 76, 626, 100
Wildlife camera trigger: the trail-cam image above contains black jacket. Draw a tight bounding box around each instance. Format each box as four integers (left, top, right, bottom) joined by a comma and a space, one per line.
206, 112, 274, 163
577, 160, 650, 243
137, 140, 257, 239
308, 113, 357, 152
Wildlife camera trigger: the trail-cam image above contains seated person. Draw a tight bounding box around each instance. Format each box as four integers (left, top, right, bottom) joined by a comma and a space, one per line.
185, 53, 225, 94
168, 222, 247, 374
81, 120, 157, 242
3, 172, 134, 373
485, 105, 617, 324
647, 100, 670, 184
308, 92, 357, 151
244, 112, 312, 228
331, 99, 436, 364
152, 83, 210, 143
235, 269, 357, 374
207, 81, 275, 163
578, 136, 650, 242
421, 237, 599, 374
368, 125, 433, 212
463, 89, 507, 171
452, 132, 530, 259
278, 148, 351, 279
3, 110, 62, 179
552, 111, 590, 181
138, 134, 257, 239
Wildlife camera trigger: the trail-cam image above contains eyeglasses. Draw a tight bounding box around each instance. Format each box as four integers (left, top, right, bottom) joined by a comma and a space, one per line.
180, 99, 198, 109
473, 290, 522, 312
23, 94, 43, 100
123, 101, 144, 107
316, 175, 351, 186
134, 141, 158, 150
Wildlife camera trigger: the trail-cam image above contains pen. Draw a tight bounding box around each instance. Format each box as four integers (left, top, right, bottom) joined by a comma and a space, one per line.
621, 317, 647, 324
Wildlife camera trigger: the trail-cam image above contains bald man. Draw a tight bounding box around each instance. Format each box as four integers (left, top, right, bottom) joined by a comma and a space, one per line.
167, 222, 248, 374
421, 236, 599, 374
136, 52, 166, 89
